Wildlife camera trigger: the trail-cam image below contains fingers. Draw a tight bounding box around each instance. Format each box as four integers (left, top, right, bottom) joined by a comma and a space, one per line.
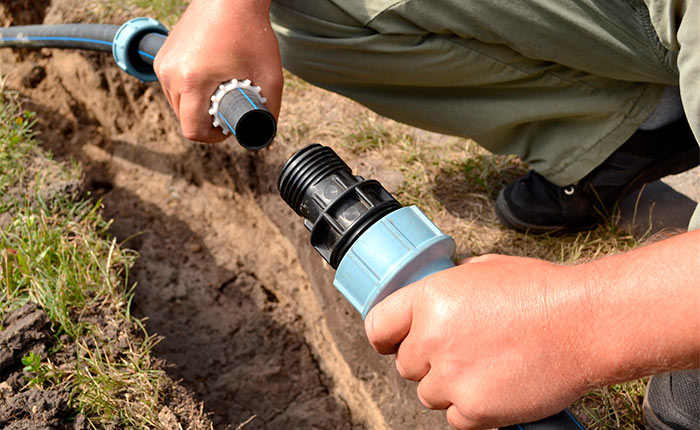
416, 370, 452, 410
395, 334, 430, 381
155, 58, 226, 143
458, 254, 500, 265
364, 285, 416, 354
178, 91, 227, 143
446, 404, 474, 430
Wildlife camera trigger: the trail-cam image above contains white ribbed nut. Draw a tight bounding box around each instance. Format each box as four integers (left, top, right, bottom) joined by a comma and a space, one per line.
209, 79, 267, 135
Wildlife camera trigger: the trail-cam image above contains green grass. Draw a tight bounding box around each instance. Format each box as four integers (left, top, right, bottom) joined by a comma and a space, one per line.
124, 0, 189, 28
0, 97, 37, 211
0, 89, 169, 428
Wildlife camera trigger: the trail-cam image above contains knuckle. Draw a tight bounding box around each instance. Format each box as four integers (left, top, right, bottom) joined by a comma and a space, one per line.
179, 69, 204, 93
416, 384, 439, 410
395, 356, 410, 379
446, 407, 472, 430
269, 73, 284, 91
363, 312, 378, 347
181, 126, 206, 142
449, 403, 488, 430
153, 61, 171, 83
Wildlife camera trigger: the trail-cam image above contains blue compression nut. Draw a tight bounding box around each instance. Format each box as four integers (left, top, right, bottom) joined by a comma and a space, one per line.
334, 206, 456, 319
112, 17, 167, 82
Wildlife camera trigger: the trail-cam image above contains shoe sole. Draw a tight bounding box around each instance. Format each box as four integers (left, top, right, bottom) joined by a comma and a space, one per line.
495, 144, 700, 235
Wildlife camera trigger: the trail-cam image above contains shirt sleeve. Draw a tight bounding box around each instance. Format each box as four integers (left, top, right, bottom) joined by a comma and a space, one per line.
644, 0, 700, 230
689, 203, 700, 231
676, 1, 700, 146
645, 0, 700, 138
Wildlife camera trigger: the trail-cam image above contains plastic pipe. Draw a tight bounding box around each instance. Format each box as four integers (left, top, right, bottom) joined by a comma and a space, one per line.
279, 144, 587, 430
0, 23, 117, 51
0, 18, 276, 150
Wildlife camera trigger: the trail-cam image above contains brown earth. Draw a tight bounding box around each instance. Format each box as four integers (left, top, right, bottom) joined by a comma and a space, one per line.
0, 1, 450, 429
0, 304, 79, 430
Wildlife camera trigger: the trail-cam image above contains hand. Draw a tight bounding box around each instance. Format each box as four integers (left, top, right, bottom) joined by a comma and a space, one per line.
154, 0, 283, 143
364, 255, 593, 429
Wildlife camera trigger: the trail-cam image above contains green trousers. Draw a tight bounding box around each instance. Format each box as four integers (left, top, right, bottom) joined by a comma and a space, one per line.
270, 0, 700, 229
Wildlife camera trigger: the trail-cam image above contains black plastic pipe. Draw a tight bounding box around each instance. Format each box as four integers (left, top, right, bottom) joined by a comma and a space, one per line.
0, 24, 117, 52
0, 23, 276, 150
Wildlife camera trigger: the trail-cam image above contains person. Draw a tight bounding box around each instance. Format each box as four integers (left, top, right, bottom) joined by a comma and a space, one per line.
153, 1, 700, 428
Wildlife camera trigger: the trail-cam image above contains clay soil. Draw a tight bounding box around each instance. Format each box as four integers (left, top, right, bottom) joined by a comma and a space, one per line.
0, 1, 450, 429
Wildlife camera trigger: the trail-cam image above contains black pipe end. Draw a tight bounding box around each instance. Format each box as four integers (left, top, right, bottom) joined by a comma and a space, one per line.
235, 109, 277, 150
278, 144, 401, 268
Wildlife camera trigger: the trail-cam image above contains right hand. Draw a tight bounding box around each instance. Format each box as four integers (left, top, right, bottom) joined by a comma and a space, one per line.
154, 0, 283, 143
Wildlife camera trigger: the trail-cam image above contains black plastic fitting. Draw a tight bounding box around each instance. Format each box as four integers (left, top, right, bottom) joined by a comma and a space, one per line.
278, 144, 401, 268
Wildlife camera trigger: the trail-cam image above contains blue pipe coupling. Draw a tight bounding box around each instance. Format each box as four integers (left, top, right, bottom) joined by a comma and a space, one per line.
335, 206, 455, 318
112, 17, 167, 81
278, 144, 455, 318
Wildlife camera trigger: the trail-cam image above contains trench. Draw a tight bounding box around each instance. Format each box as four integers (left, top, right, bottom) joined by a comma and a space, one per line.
0, 1, 454, 429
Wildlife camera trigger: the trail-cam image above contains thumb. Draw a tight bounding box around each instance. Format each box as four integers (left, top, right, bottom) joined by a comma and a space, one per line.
364, 284, 416, 355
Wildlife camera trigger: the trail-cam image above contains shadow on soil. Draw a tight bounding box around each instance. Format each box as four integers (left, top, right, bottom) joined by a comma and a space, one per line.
22, 90, 355, 430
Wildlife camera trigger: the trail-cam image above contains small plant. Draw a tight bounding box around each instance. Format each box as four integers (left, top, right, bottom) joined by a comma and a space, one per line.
21, 351, 42, 373
21, 351, 52, 387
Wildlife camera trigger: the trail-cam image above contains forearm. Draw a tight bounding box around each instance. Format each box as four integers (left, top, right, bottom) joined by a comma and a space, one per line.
574, 230, 700, 387
176, 0, 273, 50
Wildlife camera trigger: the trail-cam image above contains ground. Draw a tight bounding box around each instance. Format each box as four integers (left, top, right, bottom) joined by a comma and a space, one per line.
1, 0, 698, 429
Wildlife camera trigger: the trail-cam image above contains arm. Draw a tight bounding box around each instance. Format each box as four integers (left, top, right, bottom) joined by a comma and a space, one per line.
153, 0, 283, 143
365, 230, 700, 429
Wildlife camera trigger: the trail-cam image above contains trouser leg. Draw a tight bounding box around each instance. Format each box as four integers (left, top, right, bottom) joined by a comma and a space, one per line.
271, 0, 677, 185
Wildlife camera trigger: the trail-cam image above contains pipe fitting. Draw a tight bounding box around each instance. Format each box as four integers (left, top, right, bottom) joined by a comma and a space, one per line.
112, 17, 167, 82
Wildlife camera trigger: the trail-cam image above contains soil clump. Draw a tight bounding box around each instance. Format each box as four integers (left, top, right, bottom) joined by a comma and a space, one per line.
0, 304, 84, 430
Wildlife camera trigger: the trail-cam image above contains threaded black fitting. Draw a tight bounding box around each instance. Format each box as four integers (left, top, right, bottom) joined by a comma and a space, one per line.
278, 144, 401, 268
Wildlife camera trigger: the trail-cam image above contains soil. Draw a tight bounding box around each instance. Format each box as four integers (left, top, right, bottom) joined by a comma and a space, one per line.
0, 1, 449, 429
0, 304, 83, 430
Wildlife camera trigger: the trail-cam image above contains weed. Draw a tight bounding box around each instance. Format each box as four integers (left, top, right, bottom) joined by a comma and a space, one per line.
21, 351, 42, 372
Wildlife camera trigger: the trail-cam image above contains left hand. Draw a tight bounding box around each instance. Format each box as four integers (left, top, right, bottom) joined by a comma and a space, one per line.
364, 254, 593, 429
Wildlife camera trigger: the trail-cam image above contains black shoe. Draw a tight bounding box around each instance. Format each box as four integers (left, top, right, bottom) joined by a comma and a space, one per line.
495, 117, 700, 234
644, 370, 700, 430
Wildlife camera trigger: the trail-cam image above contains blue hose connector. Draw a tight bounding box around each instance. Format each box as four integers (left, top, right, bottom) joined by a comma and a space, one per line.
112, 17, 167, 82
279, 144, 586, 430
334, 206, 456, 318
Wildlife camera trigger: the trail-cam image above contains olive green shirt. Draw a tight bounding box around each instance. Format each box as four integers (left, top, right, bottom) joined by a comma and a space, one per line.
643, 0, 700, 231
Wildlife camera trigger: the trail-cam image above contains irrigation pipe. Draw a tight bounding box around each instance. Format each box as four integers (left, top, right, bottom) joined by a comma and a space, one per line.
0, 18, 276, 150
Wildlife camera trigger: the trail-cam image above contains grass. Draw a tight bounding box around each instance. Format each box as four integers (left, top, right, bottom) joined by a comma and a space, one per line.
0, 99, 36, 212
120, 0, 189, 28
0, 89, 171, 428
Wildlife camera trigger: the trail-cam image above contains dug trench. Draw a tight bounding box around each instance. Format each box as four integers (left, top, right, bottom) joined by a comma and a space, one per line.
0, 2, 450, 429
